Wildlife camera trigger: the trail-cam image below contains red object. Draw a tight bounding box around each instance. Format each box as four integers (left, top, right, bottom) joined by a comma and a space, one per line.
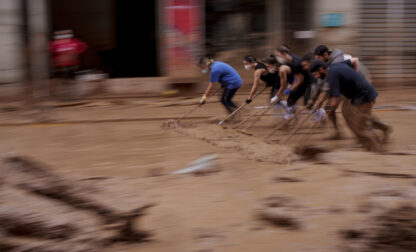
163, 0, 203, 74
49, 38, 88, 67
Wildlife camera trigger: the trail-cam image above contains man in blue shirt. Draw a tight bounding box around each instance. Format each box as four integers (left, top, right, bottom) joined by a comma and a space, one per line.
198, 57, 243, 114
310, 59, 391, 152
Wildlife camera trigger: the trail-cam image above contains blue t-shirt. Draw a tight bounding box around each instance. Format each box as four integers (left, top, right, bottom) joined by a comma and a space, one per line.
328, 60, 378, 104
210, 61, 242, 89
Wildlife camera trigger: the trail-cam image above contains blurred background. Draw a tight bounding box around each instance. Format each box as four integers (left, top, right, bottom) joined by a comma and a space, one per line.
1, 0, 416, 99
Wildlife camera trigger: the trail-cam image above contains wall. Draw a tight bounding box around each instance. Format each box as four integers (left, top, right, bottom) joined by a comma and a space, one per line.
28, 0, 49, 97
50, 0, 114, 70
0, 0, 24, 84
313, 0, 358, 56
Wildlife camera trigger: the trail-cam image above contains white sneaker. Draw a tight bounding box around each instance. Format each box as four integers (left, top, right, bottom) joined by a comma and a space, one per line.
287, 105, 296, 114
284, 112, 292, 120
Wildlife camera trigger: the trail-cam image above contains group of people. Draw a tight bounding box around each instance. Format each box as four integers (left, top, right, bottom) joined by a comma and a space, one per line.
197, 45, 392, 152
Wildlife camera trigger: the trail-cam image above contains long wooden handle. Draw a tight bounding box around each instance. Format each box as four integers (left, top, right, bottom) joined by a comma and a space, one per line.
219, 103, 247, 125
244, 96, 286, 130
177, 104, 202, 122
177, 86, 222, 122
219, 86, 267, 125
232, 107, 264, 129
281, 110, 314, 144
251, 86, 268, 100
297, 121, 320, 146
264, 107, 306, 139
243, 105, 270, 130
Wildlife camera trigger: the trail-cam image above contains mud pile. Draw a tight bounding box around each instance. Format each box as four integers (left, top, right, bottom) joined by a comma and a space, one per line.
163, 120, 293, 164
340, 205, 416, 252
0, 156, 152, 252
256, 196, 303, 230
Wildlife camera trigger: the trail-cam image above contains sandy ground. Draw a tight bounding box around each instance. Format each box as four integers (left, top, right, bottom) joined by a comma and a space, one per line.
0, 88, 416, 252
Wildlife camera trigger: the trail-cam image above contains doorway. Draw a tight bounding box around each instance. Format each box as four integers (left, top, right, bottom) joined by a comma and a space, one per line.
49, 0, 158, 78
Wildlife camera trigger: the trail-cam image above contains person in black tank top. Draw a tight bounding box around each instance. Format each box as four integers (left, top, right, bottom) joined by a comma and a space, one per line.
261, 56, 281, 98
243, 55, 281, 104
274, 46, 313, 118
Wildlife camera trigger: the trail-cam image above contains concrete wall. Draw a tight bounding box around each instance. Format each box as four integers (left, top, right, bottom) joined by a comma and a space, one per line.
265, 0, 284, 51
0, 0, 24, 84
28, 0, 49, 98
313, 0, 359, 56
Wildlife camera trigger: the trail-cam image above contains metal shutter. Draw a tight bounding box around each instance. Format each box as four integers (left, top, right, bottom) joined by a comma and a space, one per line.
358, 0, 416, 86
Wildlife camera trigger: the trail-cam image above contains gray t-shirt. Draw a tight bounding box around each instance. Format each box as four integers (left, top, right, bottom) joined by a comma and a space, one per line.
322, 49, 372, 93
328, 48, 345, 65
312, 49, 372, 100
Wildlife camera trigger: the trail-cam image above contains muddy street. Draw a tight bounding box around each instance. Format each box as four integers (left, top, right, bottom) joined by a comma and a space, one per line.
1, 89, 416, 252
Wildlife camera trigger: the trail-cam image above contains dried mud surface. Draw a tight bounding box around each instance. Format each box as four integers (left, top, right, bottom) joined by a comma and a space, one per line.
0, 89, 415, 251
162, 119, 293, 164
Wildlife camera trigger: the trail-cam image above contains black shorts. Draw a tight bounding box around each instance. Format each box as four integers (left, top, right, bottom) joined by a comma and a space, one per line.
287, 82, 310, 107
266, 82, 280, 98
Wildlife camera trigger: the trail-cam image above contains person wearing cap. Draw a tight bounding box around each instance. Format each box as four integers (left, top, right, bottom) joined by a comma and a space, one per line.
198, 57, 242, 114
309, 59, 392, 152
313, 45, 352, 139
314, 44, 372, 83
314, 45, 345, 66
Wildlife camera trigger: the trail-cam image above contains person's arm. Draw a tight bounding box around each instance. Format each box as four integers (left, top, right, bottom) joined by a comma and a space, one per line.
200, 82, 214, 104
349, 57, 360, 72
288, 73, 304, 91
327, 96, 341, 112
204, 82, 215, 97
248, 69, 265, 100
325, 70, 341, 112
313, 92, 328, 109
201, 68, 219, 104
276, 65, 291, 97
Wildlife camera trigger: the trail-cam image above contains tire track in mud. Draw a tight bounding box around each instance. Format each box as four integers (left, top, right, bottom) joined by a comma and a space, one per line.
162, 120, 293, 164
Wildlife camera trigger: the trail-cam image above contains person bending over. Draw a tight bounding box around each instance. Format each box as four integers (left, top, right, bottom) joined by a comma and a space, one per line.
310, 60, 392, 152
198, 57, 243, 114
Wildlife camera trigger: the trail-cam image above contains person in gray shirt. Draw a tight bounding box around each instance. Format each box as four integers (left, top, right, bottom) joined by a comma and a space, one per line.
313, 45, 372, 139
313, 45, 346, 139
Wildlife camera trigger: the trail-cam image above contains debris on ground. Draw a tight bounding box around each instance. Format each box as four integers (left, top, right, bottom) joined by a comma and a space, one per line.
173, 154, 219, 175
273, 176, 304, 183
294, 144, 329, 160
163, 120, 292, 164
343, 169, 416, 179
0, 156, 153, 251
339, 205, 416, 252
256, 196, 303, 230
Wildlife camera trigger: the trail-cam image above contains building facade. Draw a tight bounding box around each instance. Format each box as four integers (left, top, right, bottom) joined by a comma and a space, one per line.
0, 0, 415, 88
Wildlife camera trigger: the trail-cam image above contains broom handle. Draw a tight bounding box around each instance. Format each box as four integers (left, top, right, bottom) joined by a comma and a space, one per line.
297, 121, 320, 145
232, 107, 264, 129
244, 105, 271, 130
281, 110, 314, 144
177, 86, 222, 122
264, 107, 307, 139
219, 86, 267, 125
